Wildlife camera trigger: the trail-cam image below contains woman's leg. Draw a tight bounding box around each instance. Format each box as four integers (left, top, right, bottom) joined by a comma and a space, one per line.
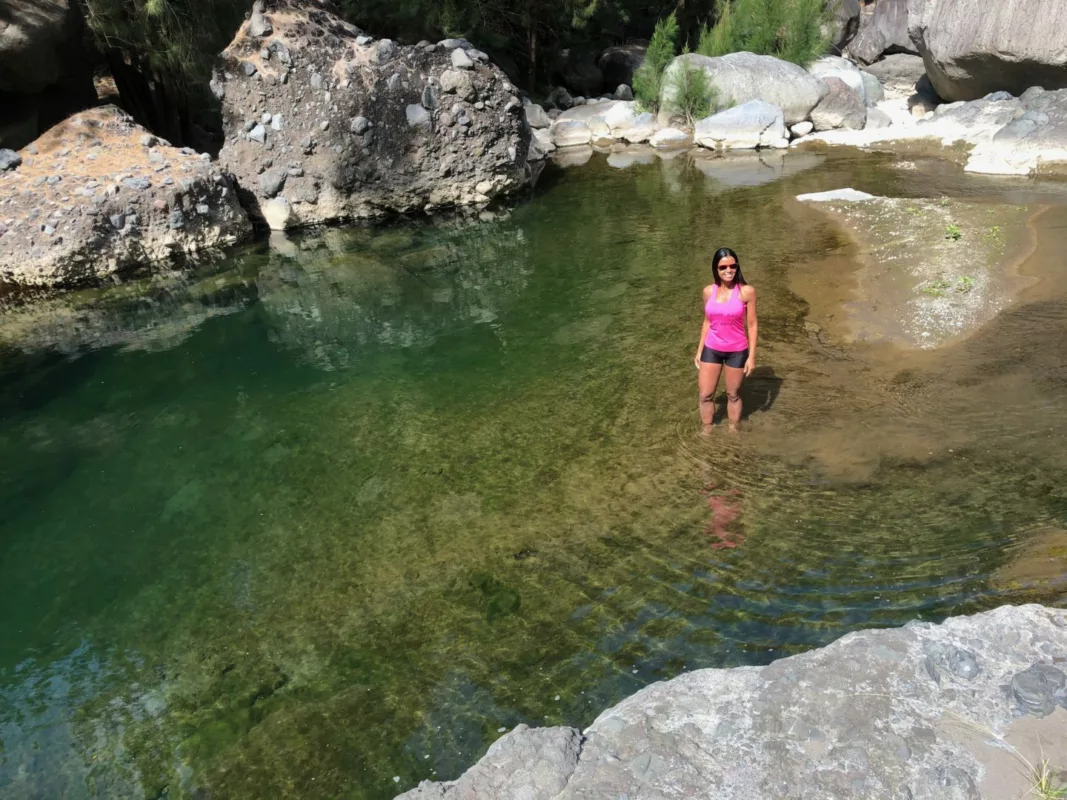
698, 361, 723, 429
724, 366, 745, 429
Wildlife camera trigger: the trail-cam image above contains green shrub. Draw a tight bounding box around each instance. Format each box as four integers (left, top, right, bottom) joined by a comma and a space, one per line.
667, 56, 717, 125
697, 0, 832, 66
632, 11, 679, 111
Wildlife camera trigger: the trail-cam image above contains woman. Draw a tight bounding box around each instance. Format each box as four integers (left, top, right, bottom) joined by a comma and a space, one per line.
694, 247, 758, 433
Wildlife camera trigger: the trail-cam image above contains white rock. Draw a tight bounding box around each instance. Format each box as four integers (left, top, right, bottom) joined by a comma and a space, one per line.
550, 119, 592, 147
262, 197, 293, 229
451, 49, 475, 69
790, 121, 814, 137
694, 100, 786, 150
796, 188, 877, 202
649, 127, 689, 148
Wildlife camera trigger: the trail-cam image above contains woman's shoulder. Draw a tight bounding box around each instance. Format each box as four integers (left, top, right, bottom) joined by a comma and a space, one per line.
702, 284, 715, 299
740, 284, 757, 301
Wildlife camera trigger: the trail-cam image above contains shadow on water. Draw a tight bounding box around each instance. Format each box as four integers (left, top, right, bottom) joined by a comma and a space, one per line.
1, 151, 1066, 799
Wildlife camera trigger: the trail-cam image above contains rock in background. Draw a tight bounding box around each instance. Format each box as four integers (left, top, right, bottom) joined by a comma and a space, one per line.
849, 0, 915, 65
0, 106, 250, 287
399, 604, 1067, 800
597, 44, 646, 94
0, 0, 98, 150
216, 0, 530, 229
909, 0, 1067, 101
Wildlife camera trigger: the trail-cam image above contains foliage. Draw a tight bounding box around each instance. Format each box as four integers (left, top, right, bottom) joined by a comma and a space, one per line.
944, 223, 962, 241
697, 0, 832, 66
667, 55, 717, 125
632, 11, 678, 111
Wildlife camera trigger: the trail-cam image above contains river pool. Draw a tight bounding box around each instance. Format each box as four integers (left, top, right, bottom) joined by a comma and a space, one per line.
2, 150, 1067, 798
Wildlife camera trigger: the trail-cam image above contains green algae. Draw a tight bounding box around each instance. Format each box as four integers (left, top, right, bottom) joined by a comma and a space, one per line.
1, 152, 1067, 799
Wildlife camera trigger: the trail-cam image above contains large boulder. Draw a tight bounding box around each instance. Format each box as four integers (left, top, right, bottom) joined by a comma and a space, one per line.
963, 87, 1067, 174
826, 0, 861, 54
849, 0, 916, 65
0, 106, 251, 287
552, 48, 603, 98
811, 76, 868, 130
216, 1, 529, 228
597, 43, 646, 92
693, 100, 788, 150
0, 0, 97, 150
661, 52, 828, 125
862, 52, 927, 99
808, 55, 868, 104
909, 0, 1067, 101
399, 605, 1067, 800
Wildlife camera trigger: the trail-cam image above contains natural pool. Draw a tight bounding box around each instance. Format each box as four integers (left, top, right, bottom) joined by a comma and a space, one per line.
2, 150, 1067, 799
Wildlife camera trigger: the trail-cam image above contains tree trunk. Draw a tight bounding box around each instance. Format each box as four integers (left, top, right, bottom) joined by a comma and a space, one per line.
527, 19, 538, 93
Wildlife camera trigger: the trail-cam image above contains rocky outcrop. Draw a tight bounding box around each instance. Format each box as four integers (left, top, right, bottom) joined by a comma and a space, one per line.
0, 0, 97, 150
908, 0, 1067, 102
598, 44, 646, 93
694, 100, 788, 150
399, 604, 1067, 800
0, 106, 250, 287
849, 0, 916, 65
215, 1, 529, 229
826, 0, 861, 54
661, 52, 828, 125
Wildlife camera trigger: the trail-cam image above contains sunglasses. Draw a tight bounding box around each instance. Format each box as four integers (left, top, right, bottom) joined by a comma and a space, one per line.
717, 263, 737, 270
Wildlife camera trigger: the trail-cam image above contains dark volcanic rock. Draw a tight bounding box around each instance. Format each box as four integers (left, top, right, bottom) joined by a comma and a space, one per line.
0, 106, 251, 287
215, 0, 530, 229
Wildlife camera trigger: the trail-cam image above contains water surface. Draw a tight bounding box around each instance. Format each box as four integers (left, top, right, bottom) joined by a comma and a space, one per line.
2, 151, 1067, 799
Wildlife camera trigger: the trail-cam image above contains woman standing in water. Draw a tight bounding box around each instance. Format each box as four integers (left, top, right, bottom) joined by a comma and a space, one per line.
694, 247, 758, 433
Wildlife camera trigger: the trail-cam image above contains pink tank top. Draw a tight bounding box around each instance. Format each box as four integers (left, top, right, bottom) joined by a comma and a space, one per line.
704, 284, 748, 352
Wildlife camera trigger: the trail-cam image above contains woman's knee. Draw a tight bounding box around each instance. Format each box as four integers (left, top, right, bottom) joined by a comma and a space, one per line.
726, 392, 741, 403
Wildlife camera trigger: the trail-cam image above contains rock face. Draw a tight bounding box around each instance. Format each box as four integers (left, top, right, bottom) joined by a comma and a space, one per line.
909, 0, 1067, 101
849, 0, 916, 65
694, 100, 788, 149
0, 0, 97, 150
398, 604, 1067, 800
826, 0, 861, 54
661, 52, 828, 125
0, 106, 250, 287
216, 0, 529, 229
598, 44, 646, 93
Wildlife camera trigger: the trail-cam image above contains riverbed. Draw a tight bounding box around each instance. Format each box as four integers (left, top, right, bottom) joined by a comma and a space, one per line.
1, 150, 1066, 799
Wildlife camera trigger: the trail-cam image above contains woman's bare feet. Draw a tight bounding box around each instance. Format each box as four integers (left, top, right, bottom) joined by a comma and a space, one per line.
727, 422, 739, 434
701, 423, 714, 436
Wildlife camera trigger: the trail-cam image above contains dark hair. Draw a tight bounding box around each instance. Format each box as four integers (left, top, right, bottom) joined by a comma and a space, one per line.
711, 247, 747, 287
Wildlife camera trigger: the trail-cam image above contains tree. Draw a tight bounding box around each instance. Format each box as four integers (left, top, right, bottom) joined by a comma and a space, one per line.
631, 11, 678, 111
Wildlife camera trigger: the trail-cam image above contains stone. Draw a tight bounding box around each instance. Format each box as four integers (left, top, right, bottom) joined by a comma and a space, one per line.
598, 44, 645, 93
797, 188, 876, 202
909, 0, 1067, 101
809, 56, 867, 104
811, 77, 867, 131
694, 100, 788, 150
123, 177, 152, 191
524, 104, 551, 129
1010, 663, 1067, 717
864, 108, 892, 129
620, 112, 656, 143
261, 196, 292, 231
249, 124, 267, 143
271, 113, 283, 131
827, 0, 861, 54
450, 49, 474, 70
422, 85, 438, 110
242, 61, 257, 77
849, 0, 915, 65
661, 52, 828, 125
545, 86, 574, 111
550, 119, 592, 148
350, 115, 370, 135
614, 84, 633, 102
554, 49, 603, 98
248, 8, 272, 37
0, 149, 22, 171
258, 171, 286, 198
860, 72, 884, 106
406, 104, 431, 128
863, 54, 927, 98
440, 70, 476, 102
372, 39, 396, 65
108, 213, 126, 230
649, 128, 689, 148
790, 120, 814, 137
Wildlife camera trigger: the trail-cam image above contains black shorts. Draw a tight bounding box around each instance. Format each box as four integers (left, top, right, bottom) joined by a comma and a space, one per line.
700, 346, 748, 368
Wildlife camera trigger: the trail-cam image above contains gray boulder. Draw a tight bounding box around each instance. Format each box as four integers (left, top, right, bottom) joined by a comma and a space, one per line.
661, 52, 828, 125
524, 103, 551, 129
865, 107, 892, 128
597, 44, 646, 92
396, 604, 1067, 800
811, 76, 868, 130
217, 2, 529, 227
860, 71, 885, 106
909, 0, 1067, 101
553, 48, 603, 97
809, 55, 868, 103
849, 0, 916, 65
964, 87, 1067, 174
694, 100, 787, 150
0, 148, 22, 171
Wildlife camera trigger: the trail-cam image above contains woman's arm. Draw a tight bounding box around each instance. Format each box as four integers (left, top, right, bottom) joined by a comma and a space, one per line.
695, 286, 712, 368
743, 285, 758, 375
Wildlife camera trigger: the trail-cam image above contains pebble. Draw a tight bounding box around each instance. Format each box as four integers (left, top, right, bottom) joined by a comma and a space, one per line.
0, 149, 23, 171
123, 177, 152, 191
109, 213, 126, 230
356, 35, 372, 46
319, 120, 330, 131
249, 124, 267, 143
349, 116, 370, 134
260, 112, 272, 124
271, 113, 283, 131
169, 209, 185, 229
196, 203, 210, 215
42, 224, 56, 235
140, 134, 157, 147
243, 61, 257, 77
45, 175, 62, 185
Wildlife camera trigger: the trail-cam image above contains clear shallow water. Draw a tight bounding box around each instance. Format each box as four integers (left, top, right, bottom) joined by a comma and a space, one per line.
2, 151, 1067, 798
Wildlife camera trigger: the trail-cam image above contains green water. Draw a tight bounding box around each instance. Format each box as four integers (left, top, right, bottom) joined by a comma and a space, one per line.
2, 151, 1067, 799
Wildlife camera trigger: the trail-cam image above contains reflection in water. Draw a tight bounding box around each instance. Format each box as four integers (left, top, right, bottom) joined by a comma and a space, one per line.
1, 151, 1066, 799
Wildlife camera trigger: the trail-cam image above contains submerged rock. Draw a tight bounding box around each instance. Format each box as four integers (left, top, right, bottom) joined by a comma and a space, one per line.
398, 605, 1067, 800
